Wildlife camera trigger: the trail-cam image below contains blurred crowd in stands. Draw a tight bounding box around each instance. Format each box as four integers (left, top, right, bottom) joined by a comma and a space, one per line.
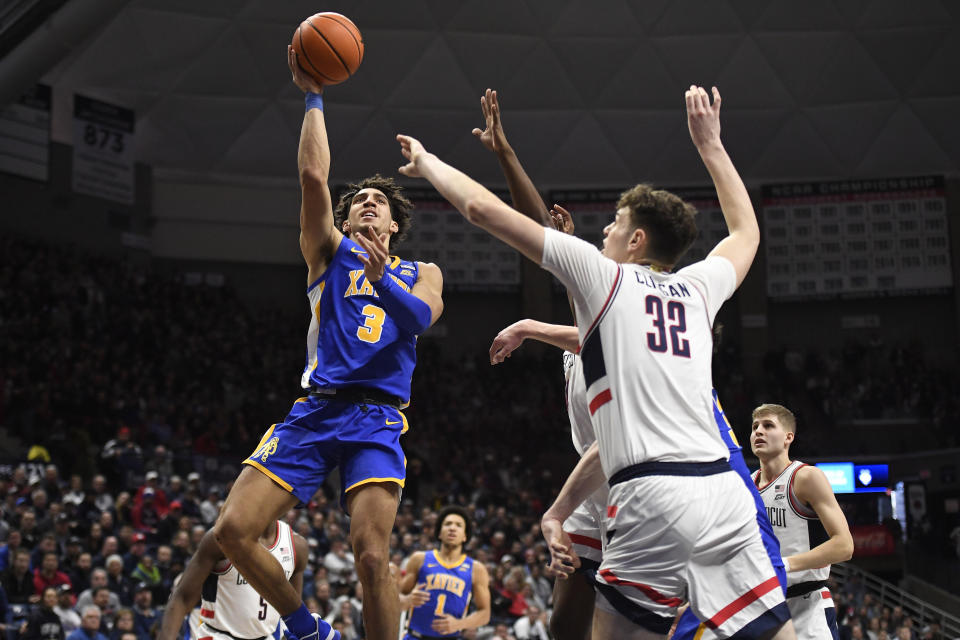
1, 233, 959, 640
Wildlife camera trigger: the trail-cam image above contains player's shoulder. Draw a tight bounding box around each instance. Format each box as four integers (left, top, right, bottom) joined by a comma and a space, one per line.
676, 255, 735, 279
470, 557, 489, 580
792, 462, 831, 495
406, 550, 429, 568
415, 261, 441, 276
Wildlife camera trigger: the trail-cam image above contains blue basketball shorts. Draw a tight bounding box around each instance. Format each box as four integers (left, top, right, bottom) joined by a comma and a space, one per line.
243, 395, 408, 507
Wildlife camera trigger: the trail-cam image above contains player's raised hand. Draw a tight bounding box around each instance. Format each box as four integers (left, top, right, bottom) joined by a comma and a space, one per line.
471, 88, 510, 154
354, 226, 389, 283
550, 204, 575, 235
541, 516, 580, 579
489, 320, 529, 365
397, 134, 428, 178
686, 85, 722, 151
409, 583, 430, 607
287, 45, 323, 94
431, 614, 461, 635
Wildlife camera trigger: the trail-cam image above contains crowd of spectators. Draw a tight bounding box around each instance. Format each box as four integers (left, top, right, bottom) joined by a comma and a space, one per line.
1, 233, 959, 640
830, 572, 950, 640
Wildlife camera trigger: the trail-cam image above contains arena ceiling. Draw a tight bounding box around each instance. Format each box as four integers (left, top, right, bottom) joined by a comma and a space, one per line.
15, 0, 960, 187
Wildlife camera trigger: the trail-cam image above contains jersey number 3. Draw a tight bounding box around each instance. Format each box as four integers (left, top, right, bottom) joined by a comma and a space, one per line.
645, 296, 690, 357
357, 304, 386, 343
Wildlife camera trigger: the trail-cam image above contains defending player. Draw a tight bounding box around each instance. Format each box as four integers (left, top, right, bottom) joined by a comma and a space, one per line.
395, 86, 794, 638
398, 506, 491, 639
749, 404, 852, 640
213, 47, 444, 640
158, 521, 307, 640
472, 88, 605, 640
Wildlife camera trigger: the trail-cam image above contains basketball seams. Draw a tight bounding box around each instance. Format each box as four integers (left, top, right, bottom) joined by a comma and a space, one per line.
317, 14, 363, 64
297, 25, 338, 83
306, 17, 350, 78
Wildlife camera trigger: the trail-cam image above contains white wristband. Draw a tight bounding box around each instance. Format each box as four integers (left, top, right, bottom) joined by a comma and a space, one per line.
783, 557, 792, 573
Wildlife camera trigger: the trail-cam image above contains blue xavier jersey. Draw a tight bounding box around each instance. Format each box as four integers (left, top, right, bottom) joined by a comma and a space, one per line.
301, 236, 420, 402
408, 550, 474, 638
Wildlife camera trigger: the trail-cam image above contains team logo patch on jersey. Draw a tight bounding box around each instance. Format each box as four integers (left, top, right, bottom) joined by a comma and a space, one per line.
257, 436, 280, 463
607, 505, 618, 518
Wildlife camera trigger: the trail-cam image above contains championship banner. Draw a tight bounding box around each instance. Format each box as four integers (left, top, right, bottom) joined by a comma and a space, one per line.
547, 186, 724, 268
762, 176, 951, 299
72, 94, 135, 204
0, 83, 51, 181
342, 185, 520, 291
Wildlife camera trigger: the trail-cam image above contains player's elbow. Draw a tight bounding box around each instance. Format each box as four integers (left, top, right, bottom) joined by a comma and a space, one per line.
837, 534, 855, 562
476, 607, 491, 627
463, 198, 488, 225
299, 166, 329, 192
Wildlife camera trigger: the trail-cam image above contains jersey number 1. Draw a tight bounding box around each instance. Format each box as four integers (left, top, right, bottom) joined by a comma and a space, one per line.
645, 296, 690, 357
434, 594, 446, 616
357, 304, 385, 343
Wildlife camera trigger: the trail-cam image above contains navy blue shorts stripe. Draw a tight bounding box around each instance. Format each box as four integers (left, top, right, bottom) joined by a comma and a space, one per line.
727, 601, 791, 640
608, 458, 730, 487
595, 582, 674, 634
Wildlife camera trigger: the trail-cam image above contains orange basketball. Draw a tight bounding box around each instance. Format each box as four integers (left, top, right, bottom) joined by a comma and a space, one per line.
291, 12, 364, 86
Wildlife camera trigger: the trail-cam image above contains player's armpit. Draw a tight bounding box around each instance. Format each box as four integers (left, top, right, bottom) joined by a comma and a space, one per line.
411, 262, 444, 326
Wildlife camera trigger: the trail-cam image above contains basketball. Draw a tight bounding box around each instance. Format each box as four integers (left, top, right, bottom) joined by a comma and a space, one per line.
291, 12, 364, 86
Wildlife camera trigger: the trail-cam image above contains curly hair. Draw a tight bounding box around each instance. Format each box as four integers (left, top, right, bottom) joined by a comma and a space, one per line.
334, 174, 414, 246
434, 505, 472, 545
617, 184, 698, 267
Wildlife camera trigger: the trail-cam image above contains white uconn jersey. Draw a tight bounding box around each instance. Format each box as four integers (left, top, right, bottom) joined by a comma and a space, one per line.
200, 522, 295, 639
542, 230, 734, 476
563, 351, 594, 455
754, 461, 830, 589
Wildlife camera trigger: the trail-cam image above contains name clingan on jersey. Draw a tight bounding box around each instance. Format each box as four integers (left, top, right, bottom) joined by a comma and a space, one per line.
633, 272, 691, 299
425, 572, 466, 597
344, 270, 412, 298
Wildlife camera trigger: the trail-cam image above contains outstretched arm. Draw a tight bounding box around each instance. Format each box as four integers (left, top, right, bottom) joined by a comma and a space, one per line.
158, 531, 224, 640
687, 86, 759, 289
472, 89, 551, 226
397, 135, 546, 265
289, 46, 341, 281
786, 466, 855, 572
489, 320, 580, 364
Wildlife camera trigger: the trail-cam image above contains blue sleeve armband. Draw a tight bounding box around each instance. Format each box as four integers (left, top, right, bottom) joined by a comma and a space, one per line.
305, 92, 324, 112
372, 274, 432, 335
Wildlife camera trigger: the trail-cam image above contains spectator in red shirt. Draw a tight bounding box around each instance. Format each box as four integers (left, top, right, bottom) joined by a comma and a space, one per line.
132, 472, 167, 515
33, 552, 71, 596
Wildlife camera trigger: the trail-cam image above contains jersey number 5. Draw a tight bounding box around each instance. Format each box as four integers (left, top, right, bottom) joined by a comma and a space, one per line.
645, 296, 690, 357
357, 304, 386, 343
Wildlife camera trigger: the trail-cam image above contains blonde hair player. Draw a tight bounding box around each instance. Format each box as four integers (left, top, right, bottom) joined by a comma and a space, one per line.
749, 404, 853, 640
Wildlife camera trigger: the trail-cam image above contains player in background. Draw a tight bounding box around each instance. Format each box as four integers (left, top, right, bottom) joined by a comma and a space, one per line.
213, 46, 444, 640
399, 506, 490, 639
748, 404, 852, 640
395, 85, 795, 638
158, 521, 307, 640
